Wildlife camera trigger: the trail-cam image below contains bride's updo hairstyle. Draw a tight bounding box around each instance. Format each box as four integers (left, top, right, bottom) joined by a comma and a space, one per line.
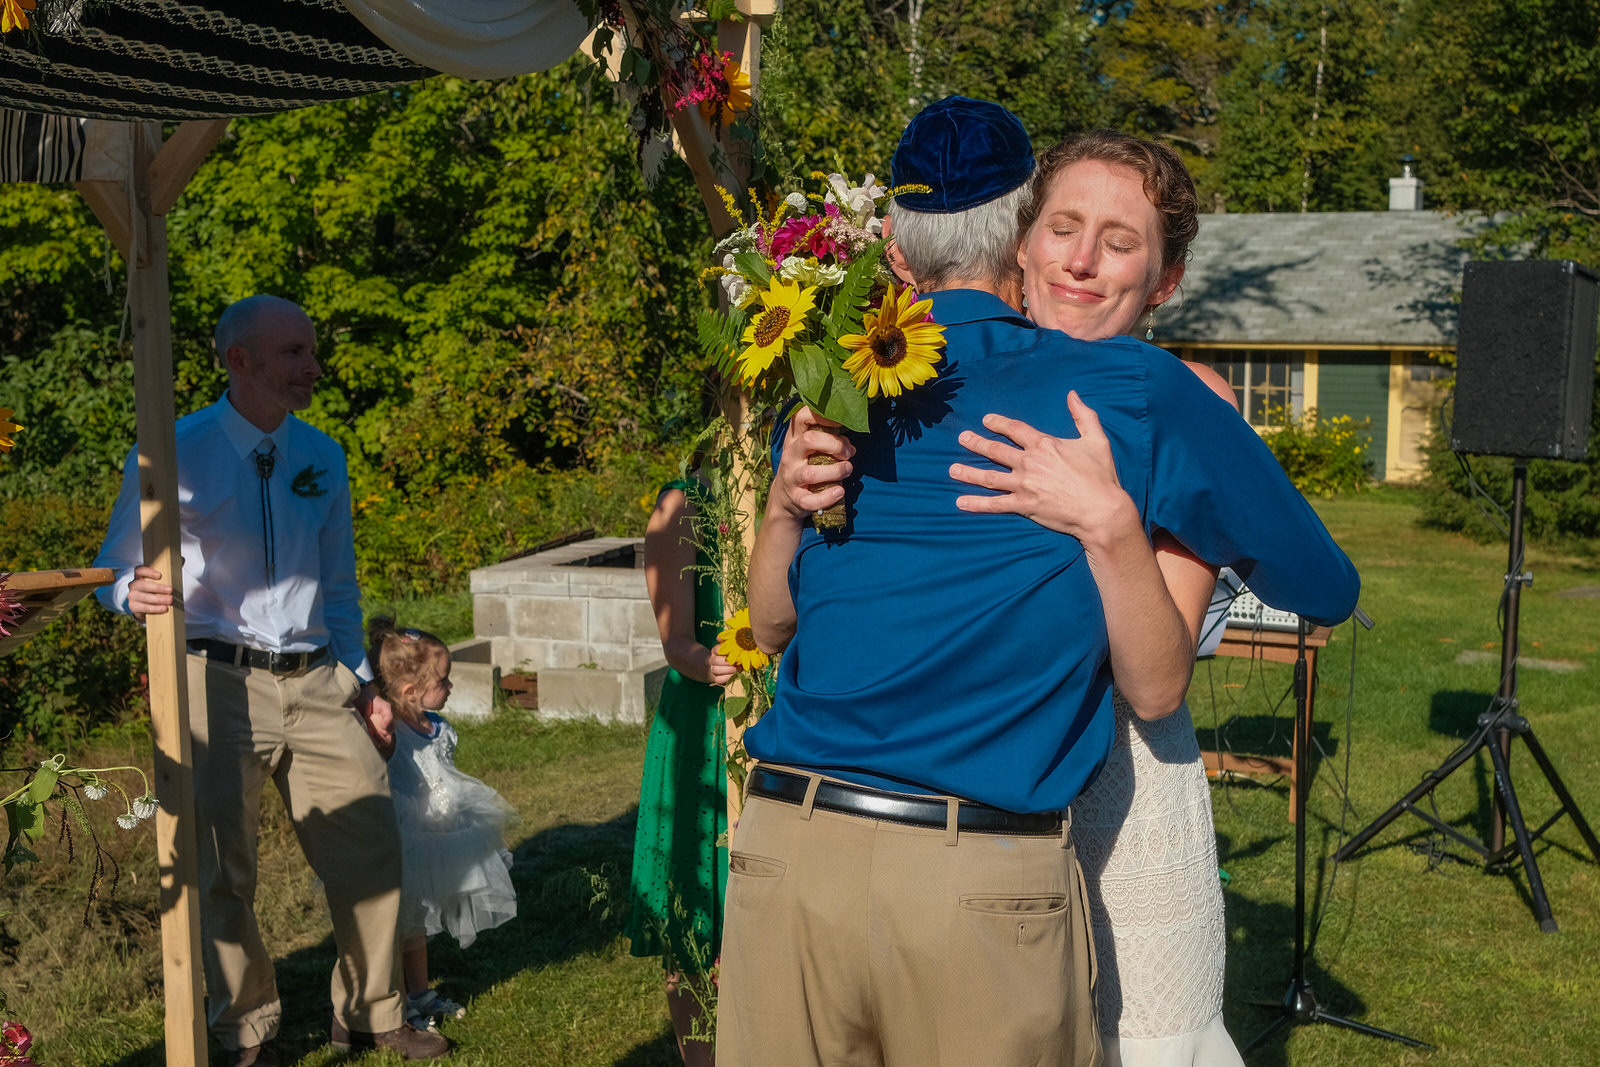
367, 616, 447, 707
1015, 130, 1200, 279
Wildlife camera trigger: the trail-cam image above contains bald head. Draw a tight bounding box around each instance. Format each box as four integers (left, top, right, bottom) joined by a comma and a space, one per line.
216, 295, 322, 432
215, 295, 309, 371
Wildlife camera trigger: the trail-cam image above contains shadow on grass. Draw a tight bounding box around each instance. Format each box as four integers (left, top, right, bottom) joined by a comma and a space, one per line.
99, 807, 644, 1067
1222, 832, 1416, 1066
612, 1027, 682, 1066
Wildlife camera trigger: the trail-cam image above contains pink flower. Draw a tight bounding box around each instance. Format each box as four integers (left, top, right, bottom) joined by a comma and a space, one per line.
1, 1021, 34, 1065
0, 573, 23, 638
768, 214, 839, 264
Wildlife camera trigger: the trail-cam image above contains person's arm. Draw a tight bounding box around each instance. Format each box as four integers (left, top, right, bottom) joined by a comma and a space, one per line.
318, 450, 370, 680
950, 391, 1197, 718
747, 406, 855, 654
645, 487, 737, 686
92, 445, 180, 623
1144, 364, 1359, 625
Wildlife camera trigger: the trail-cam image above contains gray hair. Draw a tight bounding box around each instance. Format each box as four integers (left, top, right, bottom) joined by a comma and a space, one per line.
886, 183, 1030, 292
214, 294, 304, 368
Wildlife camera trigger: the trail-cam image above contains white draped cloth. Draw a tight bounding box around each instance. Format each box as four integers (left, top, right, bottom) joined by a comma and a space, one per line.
342, 0, 592, 78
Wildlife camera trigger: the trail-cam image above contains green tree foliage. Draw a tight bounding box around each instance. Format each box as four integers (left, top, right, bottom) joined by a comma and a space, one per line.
1392, 0, 1600, 541
1080, 0, 1255, 194
1214, 0, 1398, 212
759, 0, 1104, 178
1393, 0, 1600, 263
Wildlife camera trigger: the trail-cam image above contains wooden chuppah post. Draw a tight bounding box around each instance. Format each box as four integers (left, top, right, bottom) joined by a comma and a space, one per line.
74, 117, 229, 1067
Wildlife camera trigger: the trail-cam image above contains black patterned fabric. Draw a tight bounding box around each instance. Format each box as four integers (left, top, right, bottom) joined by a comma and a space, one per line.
0, 0, 431, 121
0, 108, 86, 180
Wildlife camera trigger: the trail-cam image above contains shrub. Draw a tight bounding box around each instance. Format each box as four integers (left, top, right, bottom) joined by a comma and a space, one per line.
352, 450, 680, 601
1418, 438, 1600, 544
0, 485, 149, 746
1262, 408, 1374, 497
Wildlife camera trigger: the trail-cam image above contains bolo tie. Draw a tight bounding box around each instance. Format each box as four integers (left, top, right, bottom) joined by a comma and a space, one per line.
251, 441, 277, 585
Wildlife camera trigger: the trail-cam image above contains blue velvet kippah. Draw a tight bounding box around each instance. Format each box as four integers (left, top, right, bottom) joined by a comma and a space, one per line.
890, 96, 1034, 213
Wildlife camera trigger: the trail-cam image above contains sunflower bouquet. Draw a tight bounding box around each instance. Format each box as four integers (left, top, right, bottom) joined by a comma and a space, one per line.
697, 172, 947, 435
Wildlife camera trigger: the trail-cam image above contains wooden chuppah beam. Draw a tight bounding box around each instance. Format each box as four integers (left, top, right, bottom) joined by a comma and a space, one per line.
76, 116, 229, 1067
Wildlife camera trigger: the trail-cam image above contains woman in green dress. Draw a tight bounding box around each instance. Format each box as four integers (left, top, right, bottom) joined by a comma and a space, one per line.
626, 477, 733, 1067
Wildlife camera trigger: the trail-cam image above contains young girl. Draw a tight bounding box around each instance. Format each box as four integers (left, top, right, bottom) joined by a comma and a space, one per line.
365, 618, 518, 1031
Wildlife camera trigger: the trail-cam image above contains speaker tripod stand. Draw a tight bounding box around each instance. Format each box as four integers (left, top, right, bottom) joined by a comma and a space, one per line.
1243, 619, 1429, 1054
1334, 461, 1600, 932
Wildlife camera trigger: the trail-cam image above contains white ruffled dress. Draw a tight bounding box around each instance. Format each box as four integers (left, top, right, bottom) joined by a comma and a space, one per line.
388, 711, 517, 948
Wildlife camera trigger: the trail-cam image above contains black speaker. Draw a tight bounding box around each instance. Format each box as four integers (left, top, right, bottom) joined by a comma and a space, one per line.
1451, 259, 1598, 460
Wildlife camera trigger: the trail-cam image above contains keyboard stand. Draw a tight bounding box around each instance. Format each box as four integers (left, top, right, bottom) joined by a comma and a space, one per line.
1200, 623, 1332, 823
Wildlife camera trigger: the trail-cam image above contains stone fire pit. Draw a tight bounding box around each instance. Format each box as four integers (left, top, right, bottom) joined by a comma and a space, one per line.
467, 537, 666, 723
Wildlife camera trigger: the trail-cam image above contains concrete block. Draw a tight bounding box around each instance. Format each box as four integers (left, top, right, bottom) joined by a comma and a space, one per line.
624, 660, 670, 723
472, 596, 511, 638
569, 567, 648, 600
627, 599, 660, 643
450, 637, 495, 664
503, 637, 587, 672
632, 642, 667, 669
505, 576, 574, 598
590, 598, 655, 646
587, 643, 634, 672
442, 641, 498, 722
537, 668, 624, 722
511, 597, 586, 640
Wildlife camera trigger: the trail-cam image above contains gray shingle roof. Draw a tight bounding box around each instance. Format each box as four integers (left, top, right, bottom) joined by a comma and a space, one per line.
1158, 210, 1490, 348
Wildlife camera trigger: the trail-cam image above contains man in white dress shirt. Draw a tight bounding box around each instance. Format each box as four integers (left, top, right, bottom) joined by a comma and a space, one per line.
95, 296, 449, 1065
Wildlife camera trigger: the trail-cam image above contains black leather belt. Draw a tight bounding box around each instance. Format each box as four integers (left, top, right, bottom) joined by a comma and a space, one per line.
749, 765, 1062, 836
187, 638, 328, 675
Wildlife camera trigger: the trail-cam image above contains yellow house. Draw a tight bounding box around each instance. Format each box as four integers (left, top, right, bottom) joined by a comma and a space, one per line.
1155, 183, 1488, 483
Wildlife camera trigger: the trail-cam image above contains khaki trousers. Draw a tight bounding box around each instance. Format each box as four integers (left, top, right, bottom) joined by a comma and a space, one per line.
187, 654, 404, 1049
716, 784, 1102, 1067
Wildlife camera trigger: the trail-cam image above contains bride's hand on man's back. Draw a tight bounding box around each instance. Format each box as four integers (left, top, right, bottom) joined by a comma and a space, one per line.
949, 391, 1138, 546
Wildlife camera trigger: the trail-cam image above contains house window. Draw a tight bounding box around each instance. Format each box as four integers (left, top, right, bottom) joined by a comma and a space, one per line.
1203, 350, 1303, 427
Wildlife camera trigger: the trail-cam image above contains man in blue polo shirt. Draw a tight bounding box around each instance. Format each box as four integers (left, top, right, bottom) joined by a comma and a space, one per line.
714, 98, 1359, 1066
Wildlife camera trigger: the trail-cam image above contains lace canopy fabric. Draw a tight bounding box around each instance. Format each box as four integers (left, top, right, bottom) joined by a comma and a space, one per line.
0, 0, 588, 123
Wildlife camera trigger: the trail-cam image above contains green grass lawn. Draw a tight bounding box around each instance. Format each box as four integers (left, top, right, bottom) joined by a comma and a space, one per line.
4, 485, 1599, 1065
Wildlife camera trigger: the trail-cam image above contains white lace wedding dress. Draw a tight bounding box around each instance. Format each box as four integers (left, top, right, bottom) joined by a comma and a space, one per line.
1069, 586, 1245, 1067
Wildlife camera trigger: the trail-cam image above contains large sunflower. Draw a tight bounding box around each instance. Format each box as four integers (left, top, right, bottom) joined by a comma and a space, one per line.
839, 285, 945, 398
716, 608, 770, 673
738, 278, 818, 385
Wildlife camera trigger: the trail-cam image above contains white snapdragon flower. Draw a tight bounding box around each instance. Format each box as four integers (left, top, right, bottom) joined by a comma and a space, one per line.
720, 254, 758, 309
824, 172, 887, 227
779, 257, 846, 288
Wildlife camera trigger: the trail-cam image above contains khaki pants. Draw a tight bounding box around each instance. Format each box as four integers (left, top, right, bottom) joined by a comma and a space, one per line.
187, 654, 404, 1049
716, 784, 1101, 1067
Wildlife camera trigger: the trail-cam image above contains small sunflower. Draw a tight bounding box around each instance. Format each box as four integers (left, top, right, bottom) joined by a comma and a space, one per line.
0, 408, 20, 453
1, 0, 34, 34
839, 285, 945, 398
716, 608, 770, 673
701, 59, 753, 127
738, 278, 818, 385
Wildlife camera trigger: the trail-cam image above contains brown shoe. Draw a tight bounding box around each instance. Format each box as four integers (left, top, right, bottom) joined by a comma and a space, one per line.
220, 1042, 278, 1067
331, 1015, 452, 1059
